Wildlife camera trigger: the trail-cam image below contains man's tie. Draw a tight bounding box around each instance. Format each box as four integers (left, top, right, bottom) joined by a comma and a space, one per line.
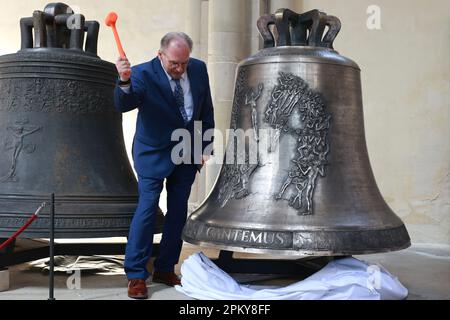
173, 78, 189, 124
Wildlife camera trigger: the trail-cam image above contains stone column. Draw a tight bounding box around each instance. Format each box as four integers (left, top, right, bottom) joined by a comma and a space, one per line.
205, 0, 248, 195
185, 0, 202, 59
269, 0, 302, 12
246, 0, 266, 54
185, 0, 204, 207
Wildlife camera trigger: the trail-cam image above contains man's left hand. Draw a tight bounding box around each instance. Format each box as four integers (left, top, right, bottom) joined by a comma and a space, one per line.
202, 155, 211, 165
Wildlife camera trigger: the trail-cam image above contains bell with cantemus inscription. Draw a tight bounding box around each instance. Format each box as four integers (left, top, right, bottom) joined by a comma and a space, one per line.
0, 3, 163, 238
183, 9, 410, 256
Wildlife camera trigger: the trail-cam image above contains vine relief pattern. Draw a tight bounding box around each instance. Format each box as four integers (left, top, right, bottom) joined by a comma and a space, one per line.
265, 72, 331, 215
214, 70, 331, 215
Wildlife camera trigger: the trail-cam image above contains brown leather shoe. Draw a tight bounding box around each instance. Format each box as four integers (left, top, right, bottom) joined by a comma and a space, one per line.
152, 271, 181, 287
127, 279, 148, 299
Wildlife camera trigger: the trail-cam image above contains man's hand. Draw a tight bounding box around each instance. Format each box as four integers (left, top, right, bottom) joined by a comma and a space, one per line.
202, 155, 211, 165
116, 56, 131, 81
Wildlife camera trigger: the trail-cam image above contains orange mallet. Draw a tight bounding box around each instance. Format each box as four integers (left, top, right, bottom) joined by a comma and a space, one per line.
105, 12, 126, 58
105, 12, 130, 77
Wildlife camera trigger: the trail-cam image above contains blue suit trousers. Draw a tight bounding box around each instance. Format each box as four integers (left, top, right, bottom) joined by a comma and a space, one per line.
124, 164, 197, 280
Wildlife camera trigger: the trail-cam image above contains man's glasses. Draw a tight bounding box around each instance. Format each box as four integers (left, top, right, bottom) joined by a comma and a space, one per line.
162, 52, 189, 68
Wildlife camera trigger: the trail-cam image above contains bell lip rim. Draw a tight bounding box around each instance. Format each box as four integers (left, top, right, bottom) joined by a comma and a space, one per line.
0, 193, 138, 201
184, 217, 409, 232
0, 229, 165, 239
182, 237, 412, 257
182, 221, 411, 255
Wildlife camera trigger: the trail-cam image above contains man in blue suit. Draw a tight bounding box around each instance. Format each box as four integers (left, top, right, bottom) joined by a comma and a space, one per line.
114, 32, 214, 299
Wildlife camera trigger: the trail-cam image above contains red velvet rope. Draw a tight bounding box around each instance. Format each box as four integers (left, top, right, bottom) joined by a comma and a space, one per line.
0, 203, 46, 251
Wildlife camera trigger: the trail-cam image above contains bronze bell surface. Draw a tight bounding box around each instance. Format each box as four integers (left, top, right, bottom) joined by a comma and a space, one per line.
0, 3, 163, 238
183, 9, 410, 256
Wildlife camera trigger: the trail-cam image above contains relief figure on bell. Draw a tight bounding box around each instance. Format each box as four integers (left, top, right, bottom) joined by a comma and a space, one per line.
0, 119, 42, 182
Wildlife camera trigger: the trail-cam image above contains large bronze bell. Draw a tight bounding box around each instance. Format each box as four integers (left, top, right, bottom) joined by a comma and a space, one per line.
183, 9, 410, 256
0, 3, 163, 238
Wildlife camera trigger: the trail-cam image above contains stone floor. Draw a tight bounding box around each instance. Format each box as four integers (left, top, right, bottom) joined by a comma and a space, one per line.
0, 241, 449, 300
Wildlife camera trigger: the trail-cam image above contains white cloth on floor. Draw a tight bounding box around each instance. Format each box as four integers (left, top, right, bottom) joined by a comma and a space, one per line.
175, 252, 408, 300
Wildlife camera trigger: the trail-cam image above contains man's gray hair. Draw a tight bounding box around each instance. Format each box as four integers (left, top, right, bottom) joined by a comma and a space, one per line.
160, 32, 193, 52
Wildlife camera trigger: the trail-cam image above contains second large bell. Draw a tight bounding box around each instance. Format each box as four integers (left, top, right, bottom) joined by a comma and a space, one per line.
0, 3, 164, 238
183, 9, 410, 256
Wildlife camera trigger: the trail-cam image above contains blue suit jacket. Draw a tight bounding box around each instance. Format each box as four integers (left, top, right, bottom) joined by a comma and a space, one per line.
114, 57, 215, 179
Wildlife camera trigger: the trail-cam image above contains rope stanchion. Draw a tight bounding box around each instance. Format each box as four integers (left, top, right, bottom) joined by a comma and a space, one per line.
49, 193, 55, 301
0, 202, 47, 251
